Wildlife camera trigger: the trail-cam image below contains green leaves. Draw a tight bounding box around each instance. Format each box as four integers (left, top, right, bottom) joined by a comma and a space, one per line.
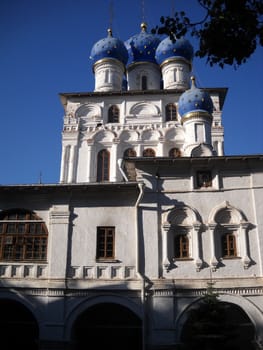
152, 0, 263, 68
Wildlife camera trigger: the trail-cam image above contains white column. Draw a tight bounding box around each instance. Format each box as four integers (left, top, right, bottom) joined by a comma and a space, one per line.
59, 145, 67, 183
48, 205, 70, 280
110, 140, 119, 182
162, 224, 170, 271
240, 222, 251, 269
217, 141, 224, 156
193, 223, 203, 271
208, 224, 218, 270
86, 141, 93, 182
157, 138, 164, 156
137, 143, 142, 156
67, 145, 76, 183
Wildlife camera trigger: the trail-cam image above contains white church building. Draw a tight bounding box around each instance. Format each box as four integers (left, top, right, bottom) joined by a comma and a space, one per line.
0, 22, 263, 350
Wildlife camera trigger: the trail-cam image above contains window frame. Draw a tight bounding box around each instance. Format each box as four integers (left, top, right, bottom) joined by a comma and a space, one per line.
97, 149, 110, 182
96, 226, 115, 261
165, 103, 177, 121
174, 234, 190, 260
0, 209, 48, 262
108, 105, 120, 123
196, 170, 212, 188
221, 232, 237, 258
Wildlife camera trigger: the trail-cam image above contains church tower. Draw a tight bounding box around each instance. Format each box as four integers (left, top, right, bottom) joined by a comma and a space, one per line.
155, 35, 193, 90
90, 28, 128, 92
59, 24, 226, 184
125, 22, 161, 90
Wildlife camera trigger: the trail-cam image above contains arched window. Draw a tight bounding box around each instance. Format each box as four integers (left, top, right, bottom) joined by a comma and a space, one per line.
108, 105, 119, 123
0, 209, 48, 261
143, 148, 155, 157
169, 148, 181, 158
165, 103, 177, 121
124, 148, 137, 157
97, 149, 110, 182
174, 234, 189, 259
142, 76, 147, 90
222, 232, 237, 258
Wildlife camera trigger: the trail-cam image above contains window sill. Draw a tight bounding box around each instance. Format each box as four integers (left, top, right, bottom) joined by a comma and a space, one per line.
0, 260, 48, 264
95, 259, 121, 263
221, 256, 241, 260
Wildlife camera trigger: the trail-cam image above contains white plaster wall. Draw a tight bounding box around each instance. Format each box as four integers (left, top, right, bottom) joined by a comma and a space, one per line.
145, 185, 262, 280
127, 62, 161, 90
71, 206, 136, 268
93, 60, 124, 92
161, 60, 191, 90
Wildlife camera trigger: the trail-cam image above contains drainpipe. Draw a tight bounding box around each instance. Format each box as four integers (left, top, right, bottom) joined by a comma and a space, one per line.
118, 158, 146, 350
117, 158, 129, 182
135, 182, 146, 350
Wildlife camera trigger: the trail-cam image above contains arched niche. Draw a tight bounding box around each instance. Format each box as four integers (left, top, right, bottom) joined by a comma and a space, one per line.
162, 205, 203, 272
129, 102, 160, 116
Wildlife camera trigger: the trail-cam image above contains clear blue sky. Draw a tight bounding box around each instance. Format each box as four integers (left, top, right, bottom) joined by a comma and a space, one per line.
0, 0, 262, 185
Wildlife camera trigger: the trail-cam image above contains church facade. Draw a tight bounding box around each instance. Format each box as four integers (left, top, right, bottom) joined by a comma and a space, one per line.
0, 23, 263, 350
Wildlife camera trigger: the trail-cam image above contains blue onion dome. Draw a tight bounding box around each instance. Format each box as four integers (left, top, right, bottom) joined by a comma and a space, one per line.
125, 22, 161, 66
90, 28, 128, 66
155, 35, 194, 65
178, 76, 214, 117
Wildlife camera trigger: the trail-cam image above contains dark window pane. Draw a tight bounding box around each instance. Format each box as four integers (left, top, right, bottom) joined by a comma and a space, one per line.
108, 105, 119, 123
174, 234, 189, 259
96, 227, 115, 259
196, 171, 212, 188
0, 210, 48, 261
6, 223, 16, 233
17, 223, 26, 233
143, 148, 155, 157
97, 150, 110, 182
165, 103, 177, 121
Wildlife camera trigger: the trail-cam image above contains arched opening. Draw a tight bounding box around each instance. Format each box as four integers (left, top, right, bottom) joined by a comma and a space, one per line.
143, 148, 155, 157
72, 302, 142, 350
0, 299, 39, 349
97, 149, 110, 182
169, 147, 181, 158
180, 300, 255, 350
124, 148, 137, 157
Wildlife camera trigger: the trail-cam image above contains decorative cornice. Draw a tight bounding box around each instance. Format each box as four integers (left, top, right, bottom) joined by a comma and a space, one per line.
1, 285, 262, 298
92, 57, 125, 72
160, 56, 192, 69
153, 286, 263, 297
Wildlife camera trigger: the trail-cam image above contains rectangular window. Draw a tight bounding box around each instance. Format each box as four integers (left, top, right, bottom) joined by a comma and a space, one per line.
196, 170, 212, 188
222, 233, 237, 257
142, 76, 147, 90
195, 123, 204, 143
174, 234, 189, 259
96, 227, 115, 260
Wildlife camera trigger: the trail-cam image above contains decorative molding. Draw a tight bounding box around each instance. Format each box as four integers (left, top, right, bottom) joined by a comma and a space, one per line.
69, 265, 136, 280
153, 286, 263, 297
0, 263, 47, 278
